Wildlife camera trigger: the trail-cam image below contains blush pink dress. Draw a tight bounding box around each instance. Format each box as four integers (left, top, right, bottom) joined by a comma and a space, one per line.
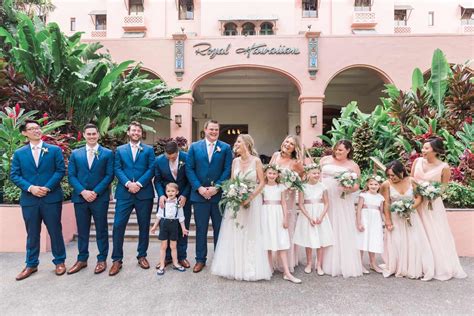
412, 158, 467, 280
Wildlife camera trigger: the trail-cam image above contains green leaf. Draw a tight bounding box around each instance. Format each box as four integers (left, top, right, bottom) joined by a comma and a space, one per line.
97, 60, 134, 97
411, 68, 423, 92
99, 117, 111, 136
428, 49, 449, 116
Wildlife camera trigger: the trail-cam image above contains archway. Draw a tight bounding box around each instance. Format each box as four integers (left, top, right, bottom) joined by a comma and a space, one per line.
192, 67, 301, 160
322, 66, 391, 135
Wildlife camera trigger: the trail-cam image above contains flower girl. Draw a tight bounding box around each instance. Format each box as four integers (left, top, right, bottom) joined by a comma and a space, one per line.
294, 164, 333, 276
356, 176, 385, 273
261, 165, 302, 284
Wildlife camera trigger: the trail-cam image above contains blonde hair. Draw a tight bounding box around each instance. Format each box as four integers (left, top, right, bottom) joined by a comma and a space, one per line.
281, 135, 303, 162
237, 134, 258, 157
166, 183, 179, 191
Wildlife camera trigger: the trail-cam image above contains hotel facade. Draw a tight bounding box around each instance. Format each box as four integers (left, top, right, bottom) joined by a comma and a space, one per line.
47, 0, 473, 157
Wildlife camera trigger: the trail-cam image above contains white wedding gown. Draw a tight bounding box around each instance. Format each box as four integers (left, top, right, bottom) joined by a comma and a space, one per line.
211, 158, 272, 281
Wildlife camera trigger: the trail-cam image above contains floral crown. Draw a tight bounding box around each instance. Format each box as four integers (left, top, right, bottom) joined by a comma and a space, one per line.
303, 163, 320, 173
264, 164, 281, 173
367, 175, 385, 183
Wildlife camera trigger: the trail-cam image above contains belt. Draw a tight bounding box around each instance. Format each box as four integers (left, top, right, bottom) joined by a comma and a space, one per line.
263, 200, 281, 205
363, 204, 381, 210
304, 199, 323, 204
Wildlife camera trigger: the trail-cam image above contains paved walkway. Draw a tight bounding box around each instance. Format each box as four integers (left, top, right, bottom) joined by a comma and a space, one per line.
1, 242, 473, 315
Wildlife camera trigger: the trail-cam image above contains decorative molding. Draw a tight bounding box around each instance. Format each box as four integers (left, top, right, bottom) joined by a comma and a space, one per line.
172, 33, 187, 80
305, 31, 320, 79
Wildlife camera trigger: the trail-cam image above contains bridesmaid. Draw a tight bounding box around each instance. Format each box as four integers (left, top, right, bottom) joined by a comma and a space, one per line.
411, 137, 467, 280
381, 160, 434, 280
320, 140, 363, 277
270, 135, 304, 272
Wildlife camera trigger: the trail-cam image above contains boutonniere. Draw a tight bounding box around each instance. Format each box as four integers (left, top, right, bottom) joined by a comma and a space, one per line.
138, 146, 143, 152
178, 160, 185, 170
215, 146, 221, 153
40, 147, 48, 157
94, 150, 100, 160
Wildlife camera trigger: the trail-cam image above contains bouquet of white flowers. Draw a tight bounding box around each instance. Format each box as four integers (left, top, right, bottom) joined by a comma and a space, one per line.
334, 170, 358, 199
280, 169, 304, 192
218, 174, 256, 227
390, 198, 415, 226
415, 181, 442, 211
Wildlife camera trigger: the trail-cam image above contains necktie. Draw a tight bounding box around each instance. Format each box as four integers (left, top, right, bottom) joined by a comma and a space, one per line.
132, 144, 138, 161
208, 142, 214, 163
87, 148, 94, 169
32, 146, 40, 167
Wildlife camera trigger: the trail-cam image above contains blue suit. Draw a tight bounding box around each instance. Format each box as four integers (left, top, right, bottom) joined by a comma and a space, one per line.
154, 151, 191, 261
112, 143, 155, 262
68, 145, 114, 262
186, 139, 232, 263
10, 142, 66, 267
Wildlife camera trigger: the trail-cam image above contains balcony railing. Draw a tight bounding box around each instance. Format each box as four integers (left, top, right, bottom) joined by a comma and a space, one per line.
352, 11, 376, 29
123, 15, 146, 32
461, 24, 474, 33
91, 30, 107, 38
394, 26, 411, 34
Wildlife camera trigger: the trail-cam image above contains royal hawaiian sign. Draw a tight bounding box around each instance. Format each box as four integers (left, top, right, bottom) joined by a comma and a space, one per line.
193, 42, 300, 59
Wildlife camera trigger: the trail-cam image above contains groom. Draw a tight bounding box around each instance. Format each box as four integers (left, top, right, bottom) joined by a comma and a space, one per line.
186, 120, 232, 273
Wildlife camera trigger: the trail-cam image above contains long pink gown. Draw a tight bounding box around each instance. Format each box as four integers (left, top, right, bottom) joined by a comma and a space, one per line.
382, 183, 434, 280
321, 164, 363, 277
412, 158, 467, 280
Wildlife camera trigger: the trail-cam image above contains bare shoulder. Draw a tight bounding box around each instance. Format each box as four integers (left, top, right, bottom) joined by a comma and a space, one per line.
319, 155, 332, 165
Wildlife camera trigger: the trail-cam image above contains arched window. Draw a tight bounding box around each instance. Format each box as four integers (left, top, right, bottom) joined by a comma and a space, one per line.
259, 22, 274, 35
242, 22, 255, 36
223, 23, 237, 36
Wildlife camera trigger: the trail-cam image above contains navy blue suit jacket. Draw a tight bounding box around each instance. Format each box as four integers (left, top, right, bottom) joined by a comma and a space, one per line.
10, 142, 65, 206
114, 143, 155, 200
186, 139, 232, 203
153, 151, 190, 199
68, 145, 114, 204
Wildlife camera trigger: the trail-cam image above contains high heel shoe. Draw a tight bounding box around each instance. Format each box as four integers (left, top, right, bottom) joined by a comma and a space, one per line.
316, 266, 325, 276
283, 275, 302, 284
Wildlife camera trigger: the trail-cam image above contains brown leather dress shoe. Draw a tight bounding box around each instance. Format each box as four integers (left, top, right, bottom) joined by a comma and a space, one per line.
67, 261, 87, 275
109, 261, 122, 276
55, 263, 66, 276
16, 267, 38, 281
193, 262, 205, 273
94, 261, 107, 274
179, 259, 191, 269
137, 257, 150, 269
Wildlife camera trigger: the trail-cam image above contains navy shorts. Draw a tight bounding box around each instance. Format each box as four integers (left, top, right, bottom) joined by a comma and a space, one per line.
158, 219, 179, 241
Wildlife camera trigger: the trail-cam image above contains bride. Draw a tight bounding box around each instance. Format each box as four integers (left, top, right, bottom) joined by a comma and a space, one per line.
211, 134, 272, 281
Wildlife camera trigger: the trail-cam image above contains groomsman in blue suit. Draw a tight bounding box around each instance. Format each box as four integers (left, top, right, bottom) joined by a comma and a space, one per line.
154, 141, 191, 268
186, 120, 232, 273
67, 123, 114, 275
109, 121, 155, 276
10, 119, 67, 280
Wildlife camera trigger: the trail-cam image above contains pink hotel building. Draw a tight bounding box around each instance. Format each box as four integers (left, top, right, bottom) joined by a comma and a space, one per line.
47, 0, 474, 155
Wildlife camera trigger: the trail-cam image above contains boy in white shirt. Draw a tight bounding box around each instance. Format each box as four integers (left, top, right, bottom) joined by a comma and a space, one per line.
151, 183, 189, 275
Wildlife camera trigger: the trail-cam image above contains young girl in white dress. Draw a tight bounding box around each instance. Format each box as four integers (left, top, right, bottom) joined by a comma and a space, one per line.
356, 176, 385, 273
294, 164, 333, 276
261, 164, 301, 284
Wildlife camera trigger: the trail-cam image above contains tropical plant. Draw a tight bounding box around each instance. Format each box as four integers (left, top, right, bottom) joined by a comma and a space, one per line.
154, 136, 188, 156
443, 182, 474, 208
352, 121, 376, 170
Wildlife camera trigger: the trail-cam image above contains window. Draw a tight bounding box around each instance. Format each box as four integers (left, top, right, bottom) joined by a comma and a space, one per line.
223, 23, 237, 36
70, 17, 76, 31
461, 9, 474, 25
428, 11, 434, 26
302, 0, 318, 18
179, 0, 194, 20
95, 15, 107, 30
129, 0, 144, 15
354, 0, 371, 11
394, 10, 407, 26
242, 22, 255, 36
259, 22, 274, 35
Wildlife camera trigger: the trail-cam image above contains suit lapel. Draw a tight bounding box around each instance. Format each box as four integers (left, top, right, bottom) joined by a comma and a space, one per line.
81, 146, 89, 170
37, 143, 47, 169
90, 146, 100, 170
25, 144, 37, 169
202, 140, 211, 165
126, 143, 134, 164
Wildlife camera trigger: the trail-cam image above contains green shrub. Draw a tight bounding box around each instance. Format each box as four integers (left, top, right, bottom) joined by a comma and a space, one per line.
443, 182, 474, 208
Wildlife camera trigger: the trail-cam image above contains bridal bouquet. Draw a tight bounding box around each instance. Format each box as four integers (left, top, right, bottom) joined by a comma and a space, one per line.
390, 199, 415, 226
280, 169, 304, 192
218, 174, 256, 224
334, 171, 358, 199
415, 181, 442, 211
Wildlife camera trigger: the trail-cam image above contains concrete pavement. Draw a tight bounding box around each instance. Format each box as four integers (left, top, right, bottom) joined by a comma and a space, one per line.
1, 242, 473, 315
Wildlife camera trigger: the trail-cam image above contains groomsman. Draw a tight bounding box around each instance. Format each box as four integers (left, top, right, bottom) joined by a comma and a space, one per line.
10, 119, 67, 280
186, 120, 232, 273
67, 124, 114, 275
109, 121, 155, 276
154, 141, 191, 268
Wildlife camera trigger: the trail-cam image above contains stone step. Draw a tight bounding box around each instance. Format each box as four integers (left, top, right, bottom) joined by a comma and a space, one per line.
90, 218, 213, 232
77, 230, 214, 242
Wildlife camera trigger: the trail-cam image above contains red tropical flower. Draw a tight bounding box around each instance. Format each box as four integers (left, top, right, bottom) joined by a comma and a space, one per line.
77, 131, 82, 142
43, 112, 49, 125
465, 116, 472, 124
8, 112, 15, 118
15, 103, 21, 117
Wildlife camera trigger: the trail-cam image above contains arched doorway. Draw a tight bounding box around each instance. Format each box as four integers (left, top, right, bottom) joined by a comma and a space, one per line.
323, 66, 391, 135
192, 68, 300, 160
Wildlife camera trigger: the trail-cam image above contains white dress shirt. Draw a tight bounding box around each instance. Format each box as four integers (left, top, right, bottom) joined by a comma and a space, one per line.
157, 199, 185, 223
86, 144, 99, 169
